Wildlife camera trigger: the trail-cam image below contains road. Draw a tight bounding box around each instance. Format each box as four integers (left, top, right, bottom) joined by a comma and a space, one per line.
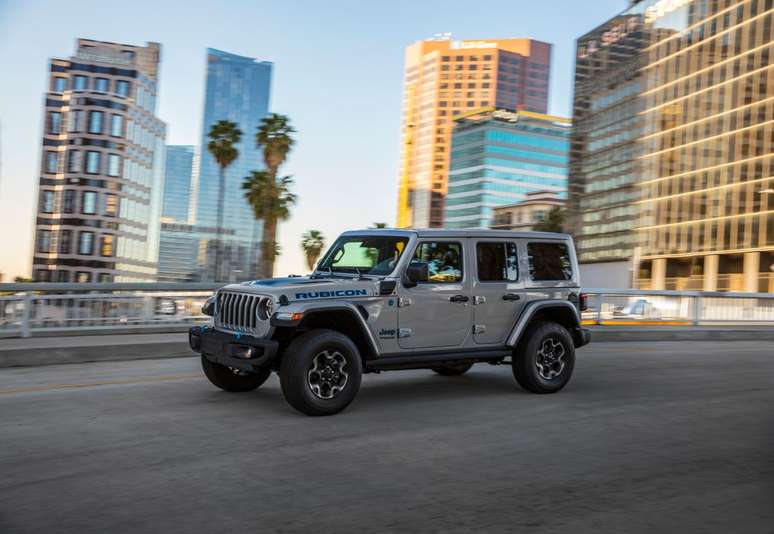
0, 341, 772, 533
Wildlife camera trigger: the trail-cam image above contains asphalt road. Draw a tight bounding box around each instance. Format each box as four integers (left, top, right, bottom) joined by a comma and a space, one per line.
1, 341, 772, 533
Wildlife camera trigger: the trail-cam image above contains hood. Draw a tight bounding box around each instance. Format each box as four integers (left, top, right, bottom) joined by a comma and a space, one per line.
220, 276, 378, 302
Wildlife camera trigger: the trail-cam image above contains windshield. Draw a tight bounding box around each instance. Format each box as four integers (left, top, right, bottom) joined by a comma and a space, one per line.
316, 235, 409, 276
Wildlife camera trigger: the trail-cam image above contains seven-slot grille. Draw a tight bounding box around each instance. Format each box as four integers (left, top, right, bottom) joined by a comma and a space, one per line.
215, 291, 272, 336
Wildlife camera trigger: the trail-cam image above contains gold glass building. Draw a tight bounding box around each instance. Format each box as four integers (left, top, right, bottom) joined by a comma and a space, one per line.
571, 0, 774, 292
397, 37, 552, 228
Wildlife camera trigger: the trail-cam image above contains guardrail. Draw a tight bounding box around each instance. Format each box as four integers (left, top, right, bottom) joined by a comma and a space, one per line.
0, 284, 772, 338
582, 288, 774, 326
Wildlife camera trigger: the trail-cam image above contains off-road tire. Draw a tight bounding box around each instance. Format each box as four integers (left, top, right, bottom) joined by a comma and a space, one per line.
432, 362, 474, 376
279, 329, 363, 416
512, 321, 575, 394
201, 355, 271, 392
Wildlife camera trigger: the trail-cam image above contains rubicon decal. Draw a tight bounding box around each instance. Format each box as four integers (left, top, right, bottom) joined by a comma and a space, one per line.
294, 289, 369, 299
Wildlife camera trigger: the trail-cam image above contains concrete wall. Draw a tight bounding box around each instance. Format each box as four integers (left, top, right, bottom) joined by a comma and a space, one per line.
579, 261, 632, 289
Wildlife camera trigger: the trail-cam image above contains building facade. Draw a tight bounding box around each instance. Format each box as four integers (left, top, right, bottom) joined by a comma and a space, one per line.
396, 37, 552, 229
444, 108, 569, 229
491, 191, 565, 231
32, 39, 166, 282
158, 145, 197, 282
571, 0, 774, 292
192, 48, 272, 282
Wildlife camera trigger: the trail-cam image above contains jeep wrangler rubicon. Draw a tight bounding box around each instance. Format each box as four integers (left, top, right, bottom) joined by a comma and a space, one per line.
189, 229, 590, 416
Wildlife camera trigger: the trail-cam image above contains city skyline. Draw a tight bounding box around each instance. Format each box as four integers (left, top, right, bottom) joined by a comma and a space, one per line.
0, 0, 628, 280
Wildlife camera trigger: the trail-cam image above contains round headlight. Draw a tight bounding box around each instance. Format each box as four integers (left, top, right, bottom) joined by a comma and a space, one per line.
257, 297, 274, 320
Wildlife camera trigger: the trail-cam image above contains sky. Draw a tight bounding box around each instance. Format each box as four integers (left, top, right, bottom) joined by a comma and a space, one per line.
0, 0, 623, 280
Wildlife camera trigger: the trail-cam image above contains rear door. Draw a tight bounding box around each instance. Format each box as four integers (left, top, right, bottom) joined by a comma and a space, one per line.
471, 240, 526, 345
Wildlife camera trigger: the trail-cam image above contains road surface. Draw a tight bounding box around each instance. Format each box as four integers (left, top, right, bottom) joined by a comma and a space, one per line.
1, 341, 772, 533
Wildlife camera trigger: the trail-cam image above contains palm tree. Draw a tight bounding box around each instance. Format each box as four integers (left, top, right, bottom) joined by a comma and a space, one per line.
254, 113, 296, 278
301, 230, 326, 271
371, 222, 388, 228
242, 171, 296, 277
207, 120, 242, 281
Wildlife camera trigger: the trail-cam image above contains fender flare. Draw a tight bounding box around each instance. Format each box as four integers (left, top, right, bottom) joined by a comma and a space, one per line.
270, 301, 381, 356
505, 300, 581, 348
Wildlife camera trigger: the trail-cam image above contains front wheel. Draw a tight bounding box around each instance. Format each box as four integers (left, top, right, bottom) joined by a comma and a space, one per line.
512, 321, 575, 394
279, 329, 363, 416
201, 355, 271, 392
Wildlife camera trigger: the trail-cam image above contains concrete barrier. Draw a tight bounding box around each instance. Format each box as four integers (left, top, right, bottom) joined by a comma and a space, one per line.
2, 326, 774, 368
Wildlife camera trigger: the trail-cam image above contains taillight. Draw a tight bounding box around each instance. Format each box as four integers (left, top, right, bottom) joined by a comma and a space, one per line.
579, 292, 588, 312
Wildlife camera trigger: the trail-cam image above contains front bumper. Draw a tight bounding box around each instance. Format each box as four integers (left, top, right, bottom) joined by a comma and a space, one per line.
189, 326, 279, 373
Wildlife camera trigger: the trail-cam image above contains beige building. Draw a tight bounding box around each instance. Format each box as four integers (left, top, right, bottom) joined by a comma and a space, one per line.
491, 191, 565, 231
396, 36, 552, 229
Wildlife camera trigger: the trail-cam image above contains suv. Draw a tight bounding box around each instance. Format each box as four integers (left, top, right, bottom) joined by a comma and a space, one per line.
189, 229, 590, 416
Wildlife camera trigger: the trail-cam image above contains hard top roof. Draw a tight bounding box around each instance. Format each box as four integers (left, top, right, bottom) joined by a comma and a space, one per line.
340, 228, 572, 240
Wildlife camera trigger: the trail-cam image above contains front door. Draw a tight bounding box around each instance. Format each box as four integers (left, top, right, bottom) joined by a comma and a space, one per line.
397, 239, 471, 349
471, 240, 525, 345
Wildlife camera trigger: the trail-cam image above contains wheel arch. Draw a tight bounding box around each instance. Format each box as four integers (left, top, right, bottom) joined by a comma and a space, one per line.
507, 301, 583, 348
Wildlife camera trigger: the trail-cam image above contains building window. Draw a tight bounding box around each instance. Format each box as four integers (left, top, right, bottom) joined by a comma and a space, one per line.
98, 273, 112, 283
76, 271, 92, 283
86, 151, 101, 174
48, 111, 62, 134
110, 114, 123, 137
73, 75, 88, 90
100, 235, 115, 257
95, 77, 109, 92
63, 190, 75, 213
53, 77, 67, 93
68, 110, 83, 132
88, 111, 103, 134
116, 80, 130, 97
55, 270, 70, 282
78, 232, 94, 255
59, 230, 72, 254
107, 154, 121, 177
45, 151, 59, 173
104, 194, 118, 216
67, 150, 81, 173
36, 230, 52, 253
81, 191, 97, 214
40, 190, 55, 213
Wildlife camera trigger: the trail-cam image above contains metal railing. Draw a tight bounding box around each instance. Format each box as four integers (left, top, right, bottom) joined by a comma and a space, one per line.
0, 283, 773, 338
583, 288, 774, 326
0, 283, 220, 338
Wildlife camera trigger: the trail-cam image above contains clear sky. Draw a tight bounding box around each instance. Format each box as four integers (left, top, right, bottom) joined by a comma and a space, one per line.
0, 0, 622, 281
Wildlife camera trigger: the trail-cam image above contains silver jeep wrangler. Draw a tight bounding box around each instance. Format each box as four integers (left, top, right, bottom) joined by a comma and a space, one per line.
189, 229, 590, 415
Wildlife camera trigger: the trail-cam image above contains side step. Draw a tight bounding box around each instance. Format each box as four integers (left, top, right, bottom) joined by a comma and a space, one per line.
366, 349, 512, 371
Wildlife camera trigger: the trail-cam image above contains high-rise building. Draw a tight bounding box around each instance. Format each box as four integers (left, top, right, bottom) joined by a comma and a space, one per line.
444, 108, 569, 228
192, 48, 272, 282
396, 37, 552, 229
158, 145, 198, 282
31, 39, 166, 283
570, 0, 774, 292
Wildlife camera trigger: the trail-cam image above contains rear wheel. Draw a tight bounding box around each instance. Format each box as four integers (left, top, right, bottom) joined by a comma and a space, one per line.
432, 362, 473, 376
512, 321, 575, 394
279, 329, 362, 416
201, 355, 271, 392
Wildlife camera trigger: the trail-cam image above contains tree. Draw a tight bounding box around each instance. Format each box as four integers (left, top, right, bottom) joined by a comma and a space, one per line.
254, 113, 296, 278
207, 120, 242, 281
533, 206, 566, 233
371, 222, 388, 228
301, 230, 326, 271
242, 171, 296, 276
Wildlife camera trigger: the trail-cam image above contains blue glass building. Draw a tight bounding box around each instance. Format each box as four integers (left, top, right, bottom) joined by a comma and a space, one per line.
158, 145, 198, 281
192, 48, 273, 282
444, 108, 570, 229
161, 145, 195, 222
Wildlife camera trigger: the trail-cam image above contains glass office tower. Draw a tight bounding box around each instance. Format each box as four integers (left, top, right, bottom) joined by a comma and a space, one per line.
570, 0, 774, 291
192, 49, 272, 282
445, 108, 570, 228
31, 39, 166, 282
158, 145, 198, 282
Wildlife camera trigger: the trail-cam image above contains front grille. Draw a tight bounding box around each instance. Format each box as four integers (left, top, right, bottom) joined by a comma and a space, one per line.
215, 291, 272, 337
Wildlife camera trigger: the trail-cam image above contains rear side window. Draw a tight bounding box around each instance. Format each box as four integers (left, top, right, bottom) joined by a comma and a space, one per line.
476, 242, 518, 282
527, 242, 572, 281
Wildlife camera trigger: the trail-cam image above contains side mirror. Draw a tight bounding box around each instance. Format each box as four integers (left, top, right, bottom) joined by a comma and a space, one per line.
404, 261, 429, 287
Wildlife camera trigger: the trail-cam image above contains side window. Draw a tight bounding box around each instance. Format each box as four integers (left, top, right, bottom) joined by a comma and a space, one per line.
411, 241, 463, 283
527, 242, 573, 281
476, 242, 518, 282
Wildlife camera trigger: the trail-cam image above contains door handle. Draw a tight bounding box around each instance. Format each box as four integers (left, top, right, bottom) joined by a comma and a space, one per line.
502, 293, 521, 301
449, 295, 469, 303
